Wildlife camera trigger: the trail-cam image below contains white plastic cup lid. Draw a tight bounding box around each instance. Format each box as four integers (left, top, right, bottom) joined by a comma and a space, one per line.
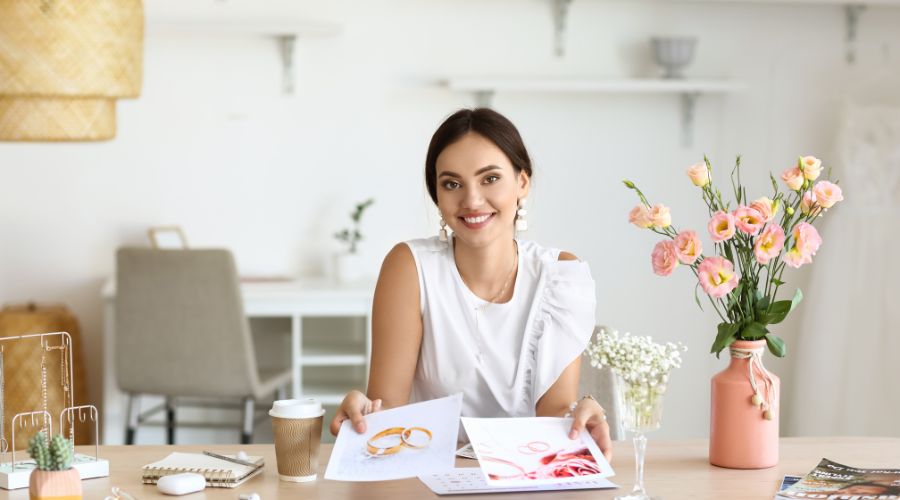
269, 398, 325, 419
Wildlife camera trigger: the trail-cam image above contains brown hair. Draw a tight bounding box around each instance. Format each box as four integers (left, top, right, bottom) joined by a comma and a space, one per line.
424, 108, 533, 205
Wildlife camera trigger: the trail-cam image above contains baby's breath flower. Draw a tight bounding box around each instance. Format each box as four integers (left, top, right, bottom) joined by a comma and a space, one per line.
584, 327, 686, 387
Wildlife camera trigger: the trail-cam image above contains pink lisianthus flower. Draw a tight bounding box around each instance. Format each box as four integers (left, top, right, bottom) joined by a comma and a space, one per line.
784, 222, 822, 268
697, 256, 739, 299
628, 205, 653, 228
686, 162, 710, 187
651, 240, 679, 276
812, 181, 844, 208
754, 224, 786, 265
707, 211, 736, 242
800, 155, 823, 181
673, 230, 703, 264
649, 204, 672, 228
750, 197, 778, 223
800, 191, 821, 216
733, 205, 765, 236
781, 167, 804, 191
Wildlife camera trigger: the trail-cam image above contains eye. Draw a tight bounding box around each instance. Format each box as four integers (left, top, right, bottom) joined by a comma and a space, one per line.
483, 174, 500, 184
442, 180, 461, 190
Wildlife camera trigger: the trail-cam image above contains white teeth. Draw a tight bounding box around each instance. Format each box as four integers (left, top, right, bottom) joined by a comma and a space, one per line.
464, 214, 491, 224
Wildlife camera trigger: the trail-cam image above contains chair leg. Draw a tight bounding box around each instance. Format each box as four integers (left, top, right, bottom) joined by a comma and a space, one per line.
166, 397, 176, 445
125, 393, 139, 445
241, 397, 254, 444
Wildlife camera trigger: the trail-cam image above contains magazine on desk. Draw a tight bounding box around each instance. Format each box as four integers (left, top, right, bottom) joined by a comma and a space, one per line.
776, 458, 900, 499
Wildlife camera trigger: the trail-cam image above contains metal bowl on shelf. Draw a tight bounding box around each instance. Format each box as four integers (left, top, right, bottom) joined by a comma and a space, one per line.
651, 37, 697, 79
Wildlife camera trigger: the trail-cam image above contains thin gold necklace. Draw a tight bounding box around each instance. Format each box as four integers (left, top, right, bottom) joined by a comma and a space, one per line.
486, 246, 518, 304
473, 244, 518, 339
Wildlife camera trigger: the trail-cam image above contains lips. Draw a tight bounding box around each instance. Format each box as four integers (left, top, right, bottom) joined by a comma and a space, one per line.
459, 213, 495, 229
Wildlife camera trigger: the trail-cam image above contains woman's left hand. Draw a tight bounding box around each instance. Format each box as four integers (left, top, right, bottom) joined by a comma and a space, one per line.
568, 397, 612, 462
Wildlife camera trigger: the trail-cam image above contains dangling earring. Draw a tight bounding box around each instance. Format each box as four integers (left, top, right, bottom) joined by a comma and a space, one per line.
439, 217, 449, 242
515, 198, 528, 232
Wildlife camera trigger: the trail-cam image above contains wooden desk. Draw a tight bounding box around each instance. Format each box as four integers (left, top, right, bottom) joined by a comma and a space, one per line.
3, 438, 896, 499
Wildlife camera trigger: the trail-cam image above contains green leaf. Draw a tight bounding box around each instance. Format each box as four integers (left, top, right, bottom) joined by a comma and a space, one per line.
754, 295, 771, 321
764, 300, 792, 324
772, 278, 785, 286
755, 295, 770, 313
790, 288, 803, 312
765, 333, 787, 358
740, 321, 769, 340
726, 282, 745, 312
711, 322, 740, 357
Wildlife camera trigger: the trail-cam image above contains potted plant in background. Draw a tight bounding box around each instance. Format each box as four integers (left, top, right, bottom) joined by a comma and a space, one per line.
333, 198, 374, 283
27, 432, 82, 500
624, 155, 844, 469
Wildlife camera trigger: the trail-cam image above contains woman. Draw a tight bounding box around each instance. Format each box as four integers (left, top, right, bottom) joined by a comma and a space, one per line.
330, 108, 612, 460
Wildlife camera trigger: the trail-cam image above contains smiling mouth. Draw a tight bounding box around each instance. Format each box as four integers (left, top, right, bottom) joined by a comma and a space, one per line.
459, 213, 496, 229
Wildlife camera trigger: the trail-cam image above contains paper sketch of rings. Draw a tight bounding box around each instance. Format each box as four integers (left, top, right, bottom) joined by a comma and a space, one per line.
480, 455, 528, 479
366, 426, 432, 457
517, 441, 550, 454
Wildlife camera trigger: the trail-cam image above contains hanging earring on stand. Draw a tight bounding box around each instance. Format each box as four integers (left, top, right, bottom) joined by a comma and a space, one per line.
439, 217, 449, 242
515, 198, 528, 232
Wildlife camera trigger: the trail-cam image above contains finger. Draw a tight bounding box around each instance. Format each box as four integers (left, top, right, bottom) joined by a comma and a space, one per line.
371, 399, 383, 413
589, 420, 613, 462
329, 411, 347, 436
348, 407, 367, 434
569, 410, 589, 439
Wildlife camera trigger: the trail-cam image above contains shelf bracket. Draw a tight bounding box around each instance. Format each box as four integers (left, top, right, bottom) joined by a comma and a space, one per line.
680, 92, 699, 148
844, 4, 866, 65
278, 34, 297, 94
474, 90, 495, 108
551, 0, 573, 58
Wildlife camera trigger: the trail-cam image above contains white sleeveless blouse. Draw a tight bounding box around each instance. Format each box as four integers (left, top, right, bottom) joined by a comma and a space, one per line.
405, 235, 596, 421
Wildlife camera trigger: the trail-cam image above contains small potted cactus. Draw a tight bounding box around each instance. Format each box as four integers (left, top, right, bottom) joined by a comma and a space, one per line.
27, 432, 82, 500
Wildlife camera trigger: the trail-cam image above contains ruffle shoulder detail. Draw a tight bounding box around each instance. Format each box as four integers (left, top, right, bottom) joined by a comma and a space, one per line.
522, 258, 597, 407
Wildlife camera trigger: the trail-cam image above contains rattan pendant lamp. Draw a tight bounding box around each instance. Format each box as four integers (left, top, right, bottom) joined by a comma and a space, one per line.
0, 0, 144, 141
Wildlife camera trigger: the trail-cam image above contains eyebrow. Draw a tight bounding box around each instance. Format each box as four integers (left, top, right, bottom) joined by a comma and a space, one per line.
438, 165, 502, 178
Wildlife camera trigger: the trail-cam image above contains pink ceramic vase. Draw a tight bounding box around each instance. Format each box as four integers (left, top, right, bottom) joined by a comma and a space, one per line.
28, 468, 82, 500
709, 339, 780, 469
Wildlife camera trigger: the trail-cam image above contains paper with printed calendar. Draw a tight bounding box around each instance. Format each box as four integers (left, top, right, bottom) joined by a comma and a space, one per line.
324, 393, 462, 481
461, 416, 614, 486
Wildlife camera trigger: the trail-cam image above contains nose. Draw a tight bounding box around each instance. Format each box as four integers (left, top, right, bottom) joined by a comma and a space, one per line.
461, 184, 485, 210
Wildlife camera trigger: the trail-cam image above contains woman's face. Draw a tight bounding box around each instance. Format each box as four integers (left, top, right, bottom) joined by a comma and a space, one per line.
435, 132, 529, 249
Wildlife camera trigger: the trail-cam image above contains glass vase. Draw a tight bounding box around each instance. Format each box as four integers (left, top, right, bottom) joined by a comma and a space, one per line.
614, 374, 667, 500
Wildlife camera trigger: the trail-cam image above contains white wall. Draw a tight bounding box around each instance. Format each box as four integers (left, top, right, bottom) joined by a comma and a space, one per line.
1, 0, 898, 442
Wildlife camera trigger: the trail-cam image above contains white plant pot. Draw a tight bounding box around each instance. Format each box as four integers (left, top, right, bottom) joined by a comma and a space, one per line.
333, 252, 365, 283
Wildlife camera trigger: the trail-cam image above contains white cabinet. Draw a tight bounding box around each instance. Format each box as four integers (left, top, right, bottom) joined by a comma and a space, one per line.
241, 279, 373, 405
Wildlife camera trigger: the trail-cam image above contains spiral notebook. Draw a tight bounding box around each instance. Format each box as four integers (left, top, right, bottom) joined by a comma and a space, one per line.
142, 452, 264, 488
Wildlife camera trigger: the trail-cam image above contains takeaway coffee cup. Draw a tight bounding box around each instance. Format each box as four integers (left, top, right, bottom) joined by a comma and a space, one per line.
269, 398, 325, 482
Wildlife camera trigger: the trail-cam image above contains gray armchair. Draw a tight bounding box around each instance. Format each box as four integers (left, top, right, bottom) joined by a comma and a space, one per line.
115, 248, 291, 444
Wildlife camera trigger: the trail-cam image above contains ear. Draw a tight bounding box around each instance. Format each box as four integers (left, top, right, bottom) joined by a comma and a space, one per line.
517, 170, 531, 200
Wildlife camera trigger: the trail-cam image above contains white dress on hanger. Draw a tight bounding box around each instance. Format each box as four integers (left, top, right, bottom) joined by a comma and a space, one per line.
788, 103, 900, 436
404, 235, 596, 434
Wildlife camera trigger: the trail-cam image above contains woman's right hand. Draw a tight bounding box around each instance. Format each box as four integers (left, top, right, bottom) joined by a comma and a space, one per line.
329, 390, 382, 436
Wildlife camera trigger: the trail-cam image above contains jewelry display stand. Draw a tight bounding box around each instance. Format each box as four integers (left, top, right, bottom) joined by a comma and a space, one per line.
0, 331, 109, 489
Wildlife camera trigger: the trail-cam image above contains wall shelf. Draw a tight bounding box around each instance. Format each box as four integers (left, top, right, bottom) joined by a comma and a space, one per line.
146, 18, 341, 94
445, 77, 746, 147
552, 1, 896, 63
